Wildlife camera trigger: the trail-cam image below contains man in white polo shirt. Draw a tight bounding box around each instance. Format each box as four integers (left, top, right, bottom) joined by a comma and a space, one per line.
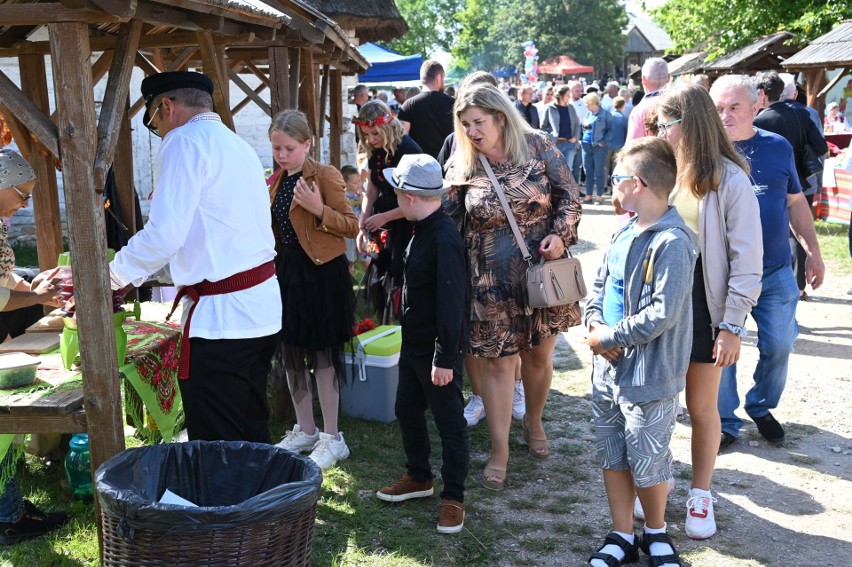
110, 71, 281, 443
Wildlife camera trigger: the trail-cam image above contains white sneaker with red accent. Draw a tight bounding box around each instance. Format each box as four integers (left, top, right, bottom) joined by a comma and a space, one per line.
685, 488, 717, 539
633, 476, 676, 521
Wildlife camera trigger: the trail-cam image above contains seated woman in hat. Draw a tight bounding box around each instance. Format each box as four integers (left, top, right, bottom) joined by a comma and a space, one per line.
0, 148, 67, 544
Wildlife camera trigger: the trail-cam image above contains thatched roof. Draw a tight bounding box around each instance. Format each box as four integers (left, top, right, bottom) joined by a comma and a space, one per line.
301, 0, 408, 43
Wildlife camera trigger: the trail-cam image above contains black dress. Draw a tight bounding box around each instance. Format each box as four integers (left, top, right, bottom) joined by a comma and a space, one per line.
366, 135, 422, 321
272, 171, 355, 377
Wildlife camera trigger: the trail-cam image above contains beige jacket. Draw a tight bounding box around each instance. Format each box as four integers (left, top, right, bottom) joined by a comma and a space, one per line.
689, 159, 763, 327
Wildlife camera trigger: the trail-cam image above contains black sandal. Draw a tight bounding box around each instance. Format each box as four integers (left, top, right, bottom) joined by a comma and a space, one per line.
588, 531, 639, 566
640, 531, 683, 566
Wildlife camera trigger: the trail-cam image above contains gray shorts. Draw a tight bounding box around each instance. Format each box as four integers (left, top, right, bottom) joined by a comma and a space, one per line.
592, 374, 678, 488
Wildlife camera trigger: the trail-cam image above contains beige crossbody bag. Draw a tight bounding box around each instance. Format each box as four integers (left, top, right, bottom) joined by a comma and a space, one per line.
479, 155, 586, 308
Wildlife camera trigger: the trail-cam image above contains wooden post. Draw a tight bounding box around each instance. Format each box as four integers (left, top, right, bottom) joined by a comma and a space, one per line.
48, 22, 125, 561
318, 64, 329, 143
268, 46, 289, 117
289, 48, 300, 109
196, 30, 235, 130
18, 53, 63, 271
113, 100, 137, 235
298, 49, 317, 159
329, 69, 342, 168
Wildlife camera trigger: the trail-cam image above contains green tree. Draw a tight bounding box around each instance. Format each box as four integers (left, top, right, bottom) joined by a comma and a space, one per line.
383, 0, 463, 57
452, 0, 627, 76
650, 0, 852, 61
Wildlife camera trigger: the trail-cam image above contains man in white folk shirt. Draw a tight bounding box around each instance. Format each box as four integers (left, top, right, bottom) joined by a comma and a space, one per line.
109, 71, 282, 443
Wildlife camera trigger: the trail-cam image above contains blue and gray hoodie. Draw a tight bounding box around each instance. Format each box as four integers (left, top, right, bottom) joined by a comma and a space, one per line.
584, 207, 698, 404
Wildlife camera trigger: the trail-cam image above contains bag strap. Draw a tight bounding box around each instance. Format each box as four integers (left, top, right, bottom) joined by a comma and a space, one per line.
479, 154, 533, 264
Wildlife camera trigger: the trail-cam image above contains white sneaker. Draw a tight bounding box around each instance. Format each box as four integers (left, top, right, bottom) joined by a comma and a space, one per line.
308, 432, 350, 470
633, 476, 676, 521
685, 488, 717, 539
463, 394, 486, 427
275, 424, 319, 453
511, 381, 526, 421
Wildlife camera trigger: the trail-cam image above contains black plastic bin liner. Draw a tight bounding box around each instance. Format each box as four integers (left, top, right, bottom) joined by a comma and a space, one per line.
95, 440, 322, 532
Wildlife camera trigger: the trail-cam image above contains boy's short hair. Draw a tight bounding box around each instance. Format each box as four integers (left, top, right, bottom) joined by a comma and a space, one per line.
616, 138, 677, 199
393, 187, 442, 202
340, 164, 359, 181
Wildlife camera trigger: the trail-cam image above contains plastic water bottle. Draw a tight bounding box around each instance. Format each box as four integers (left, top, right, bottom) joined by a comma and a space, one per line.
64, 434, 93, 500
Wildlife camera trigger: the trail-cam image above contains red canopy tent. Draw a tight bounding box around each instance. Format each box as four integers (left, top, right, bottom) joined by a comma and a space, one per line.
538, 55, 594, 76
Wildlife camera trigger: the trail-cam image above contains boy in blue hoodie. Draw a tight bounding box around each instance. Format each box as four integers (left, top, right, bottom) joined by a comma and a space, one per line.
584, 138, 697, 567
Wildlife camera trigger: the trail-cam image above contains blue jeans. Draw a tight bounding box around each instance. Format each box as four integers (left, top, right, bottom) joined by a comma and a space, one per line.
571, 148, 583, 189
581, 143, 608, 197
0, 450, 24, 523
718, 264, 799, 437
556, 141, 576, 182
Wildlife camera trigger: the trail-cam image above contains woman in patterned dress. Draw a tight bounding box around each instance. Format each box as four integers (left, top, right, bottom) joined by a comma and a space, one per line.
444, 84, 583, 490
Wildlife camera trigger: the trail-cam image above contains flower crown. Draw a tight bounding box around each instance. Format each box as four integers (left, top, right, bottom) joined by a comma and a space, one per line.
353, 113, 395, 129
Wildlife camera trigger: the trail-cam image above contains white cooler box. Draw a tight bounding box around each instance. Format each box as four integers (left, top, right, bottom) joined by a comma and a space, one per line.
341, 325, 402, 423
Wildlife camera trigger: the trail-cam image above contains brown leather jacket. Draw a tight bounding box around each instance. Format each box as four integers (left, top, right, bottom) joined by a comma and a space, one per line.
269, 158, 359, 265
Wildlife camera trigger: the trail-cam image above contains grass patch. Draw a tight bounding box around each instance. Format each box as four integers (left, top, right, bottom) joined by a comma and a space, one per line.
815, 221, 851, 274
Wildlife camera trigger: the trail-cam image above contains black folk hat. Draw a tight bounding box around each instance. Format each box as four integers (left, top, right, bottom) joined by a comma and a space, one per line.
141, 71, 215, 131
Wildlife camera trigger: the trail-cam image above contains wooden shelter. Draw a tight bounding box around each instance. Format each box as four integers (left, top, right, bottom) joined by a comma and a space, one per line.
702, 31, 798, 78
301, 0, 407, 43
782, 20, 852, 113
0, 0, 366, 556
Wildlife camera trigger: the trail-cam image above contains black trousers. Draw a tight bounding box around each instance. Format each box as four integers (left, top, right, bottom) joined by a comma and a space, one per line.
395, 353, 469, 502
178, 334, 277, 443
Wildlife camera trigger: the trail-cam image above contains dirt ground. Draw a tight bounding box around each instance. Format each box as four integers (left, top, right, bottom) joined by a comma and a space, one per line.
469, 204, 852, 566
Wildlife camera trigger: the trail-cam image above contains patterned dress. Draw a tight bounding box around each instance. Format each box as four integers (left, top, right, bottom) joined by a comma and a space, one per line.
444, 131, 583, 357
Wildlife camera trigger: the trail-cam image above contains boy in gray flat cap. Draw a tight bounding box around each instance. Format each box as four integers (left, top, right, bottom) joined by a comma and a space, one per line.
375, 154, 470, 534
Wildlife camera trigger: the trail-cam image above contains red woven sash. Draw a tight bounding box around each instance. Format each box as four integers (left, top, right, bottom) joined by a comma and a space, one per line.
167, 261, 276, 379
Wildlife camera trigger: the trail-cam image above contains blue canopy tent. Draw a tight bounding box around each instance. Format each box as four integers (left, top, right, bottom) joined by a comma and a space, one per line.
357, 42, 424, 83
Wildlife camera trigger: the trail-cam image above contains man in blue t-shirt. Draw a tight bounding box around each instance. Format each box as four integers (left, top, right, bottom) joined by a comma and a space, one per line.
710, 76, 825, 450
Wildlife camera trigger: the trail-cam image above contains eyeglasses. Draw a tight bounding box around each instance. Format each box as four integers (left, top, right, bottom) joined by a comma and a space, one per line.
144, 101, 163, 138
656, 118, 682, 138
610, 174, 647, 187
10, 184, 31, 204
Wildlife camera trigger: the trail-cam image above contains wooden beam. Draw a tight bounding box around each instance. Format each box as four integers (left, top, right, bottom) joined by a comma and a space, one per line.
113, 100, 138, 236
90, 50, 114, 86
228, 67, 271, 116
289, 47, 300, 108
49, 22, 125, 562
0, 410, 87, 434
19, 54, 64, 272
0, 69, 60, 159
94, 19, 143, 194
148, 0, 283, 29
318, 63, 329, 141
60, 0, 137, 17
134, 1, 202, 31
196, 30, 235, 130
298, 49, 317, 159
0, 3, 125, 24
232, 82, 267, 116
244, 59, 271, 88
135, 52, 162, 76
268, 46, 289, 117
329, 69, 341, 168
0, 105, 31, 161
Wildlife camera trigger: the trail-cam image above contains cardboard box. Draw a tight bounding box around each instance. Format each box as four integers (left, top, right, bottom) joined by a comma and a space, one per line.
341, 325, 401, 423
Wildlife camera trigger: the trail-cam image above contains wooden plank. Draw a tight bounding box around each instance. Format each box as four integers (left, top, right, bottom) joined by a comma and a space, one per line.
298, 49, 317, 157
231, 82, 267, 115
94, 19, 142, 194
196, 30, 235, 130
148, 0, 283, 29
318, 63, 329, 141
0, 69, 60, 159
49, 24, 126, 558
329, 69, 341, 168
90, 50, 114, 86
0, 3, 125, 24
0, 333, 60, 354
2, 388, 84, 415
134, 1, 202, 31
60, 0, 137, 17
0, 409, 87, 434
268, 46, 289, 117
228, 67, 271, 116
289, 47, 300, 108
244, 59, 271, 88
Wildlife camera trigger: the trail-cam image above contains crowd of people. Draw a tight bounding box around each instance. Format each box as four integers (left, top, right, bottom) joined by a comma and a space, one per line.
0, 53, 840, 560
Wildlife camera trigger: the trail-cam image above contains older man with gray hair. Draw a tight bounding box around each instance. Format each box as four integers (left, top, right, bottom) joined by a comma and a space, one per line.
709, 74, 824, 451
626, 58, 670, 140
601, 81, 620, 111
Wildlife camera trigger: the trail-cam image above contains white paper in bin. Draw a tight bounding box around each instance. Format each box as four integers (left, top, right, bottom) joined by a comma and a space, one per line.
349, 326, 401, 382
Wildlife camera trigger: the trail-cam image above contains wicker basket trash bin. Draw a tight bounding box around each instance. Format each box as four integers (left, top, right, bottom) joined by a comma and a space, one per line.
95, 440, 322, 567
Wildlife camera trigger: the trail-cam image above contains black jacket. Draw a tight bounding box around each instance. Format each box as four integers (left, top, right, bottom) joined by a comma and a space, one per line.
514, 99, 541, 130
400, 208, 470, 369
754, 101, 828, 186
